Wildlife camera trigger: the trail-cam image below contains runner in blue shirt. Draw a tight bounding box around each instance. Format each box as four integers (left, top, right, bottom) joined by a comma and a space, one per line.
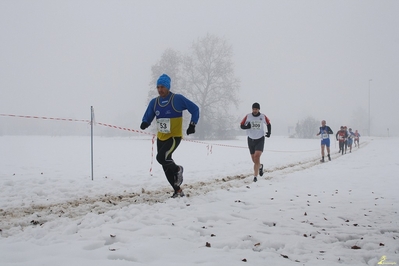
316, 120, 333, 162
140, 74, 200, 198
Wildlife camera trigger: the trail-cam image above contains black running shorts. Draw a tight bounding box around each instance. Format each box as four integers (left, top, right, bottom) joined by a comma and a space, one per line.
247, 136, 265, 154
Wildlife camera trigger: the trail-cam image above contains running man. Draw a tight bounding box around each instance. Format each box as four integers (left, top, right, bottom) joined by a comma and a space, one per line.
316, 120, 333, 162
140, 74, 200, 198
347, 128, 355, 153
354, 130, 361, 147
336, 126, 348, 155
240, 102, 271, 182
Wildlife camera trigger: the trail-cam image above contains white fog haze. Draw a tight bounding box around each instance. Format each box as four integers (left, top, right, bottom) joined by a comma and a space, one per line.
1, 0, 398, 137
1, 2, 399, 265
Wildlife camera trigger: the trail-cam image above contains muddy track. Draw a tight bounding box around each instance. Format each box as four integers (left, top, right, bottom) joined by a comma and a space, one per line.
0, 141, 368, 236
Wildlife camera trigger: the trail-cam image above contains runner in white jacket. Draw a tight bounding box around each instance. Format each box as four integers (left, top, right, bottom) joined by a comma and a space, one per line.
240, 102, 271, 182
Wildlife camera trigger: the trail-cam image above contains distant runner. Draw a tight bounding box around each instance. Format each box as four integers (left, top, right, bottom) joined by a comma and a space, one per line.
347, 128, 355, 153
316, 120, 333, 162
343, 126, 349, 154
336, 126, 348, 155
354, 130, 361, 147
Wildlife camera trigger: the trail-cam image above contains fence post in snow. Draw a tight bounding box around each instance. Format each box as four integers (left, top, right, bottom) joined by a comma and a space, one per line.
91, 106, 94, 181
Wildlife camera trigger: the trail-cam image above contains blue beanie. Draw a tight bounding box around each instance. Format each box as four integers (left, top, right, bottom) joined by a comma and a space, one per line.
157, 74, 171, 90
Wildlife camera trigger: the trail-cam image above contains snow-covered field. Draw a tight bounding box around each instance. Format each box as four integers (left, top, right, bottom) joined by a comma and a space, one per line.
0, 135, 398, 266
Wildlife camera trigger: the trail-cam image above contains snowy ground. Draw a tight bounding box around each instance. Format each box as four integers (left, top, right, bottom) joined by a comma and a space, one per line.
0, 135, 398, 266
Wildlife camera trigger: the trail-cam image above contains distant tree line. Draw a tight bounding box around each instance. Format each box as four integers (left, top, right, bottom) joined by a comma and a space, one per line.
294, 116, 319, 139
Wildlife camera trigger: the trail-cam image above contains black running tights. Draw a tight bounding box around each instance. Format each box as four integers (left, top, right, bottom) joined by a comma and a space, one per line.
156, 137, 181, 190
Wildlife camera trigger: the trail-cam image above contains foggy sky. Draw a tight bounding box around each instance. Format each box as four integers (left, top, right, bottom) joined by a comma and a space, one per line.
1, 0, 398, 136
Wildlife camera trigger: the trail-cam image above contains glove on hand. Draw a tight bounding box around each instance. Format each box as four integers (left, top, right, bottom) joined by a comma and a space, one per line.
241, 122, 251, 130
265, 132, 271, 138
140, 122, 149, 130
186, 123, 195, 135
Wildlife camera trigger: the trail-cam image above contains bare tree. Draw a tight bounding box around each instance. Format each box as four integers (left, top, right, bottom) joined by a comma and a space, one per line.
180, 33, 240, 139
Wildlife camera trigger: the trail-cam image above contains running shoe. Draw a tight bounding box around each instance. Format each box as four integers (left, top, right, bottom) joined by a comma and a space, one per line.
259, 164, 264, 177
174, 165, 184, 186
171, 190, 185, 198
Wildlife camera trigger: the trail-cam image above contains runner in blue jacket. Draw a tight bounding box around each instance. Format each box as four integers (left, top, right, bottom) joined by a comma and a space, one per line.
141, 74, 200, 198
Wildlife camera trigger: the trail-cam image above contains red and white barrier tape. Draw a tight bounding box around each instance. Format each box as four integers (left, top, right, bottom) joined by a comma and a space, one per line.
149, 135, 156, 175
96, 122, 154, 136
0, 113, 90, 123
1, 113, 318, 153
